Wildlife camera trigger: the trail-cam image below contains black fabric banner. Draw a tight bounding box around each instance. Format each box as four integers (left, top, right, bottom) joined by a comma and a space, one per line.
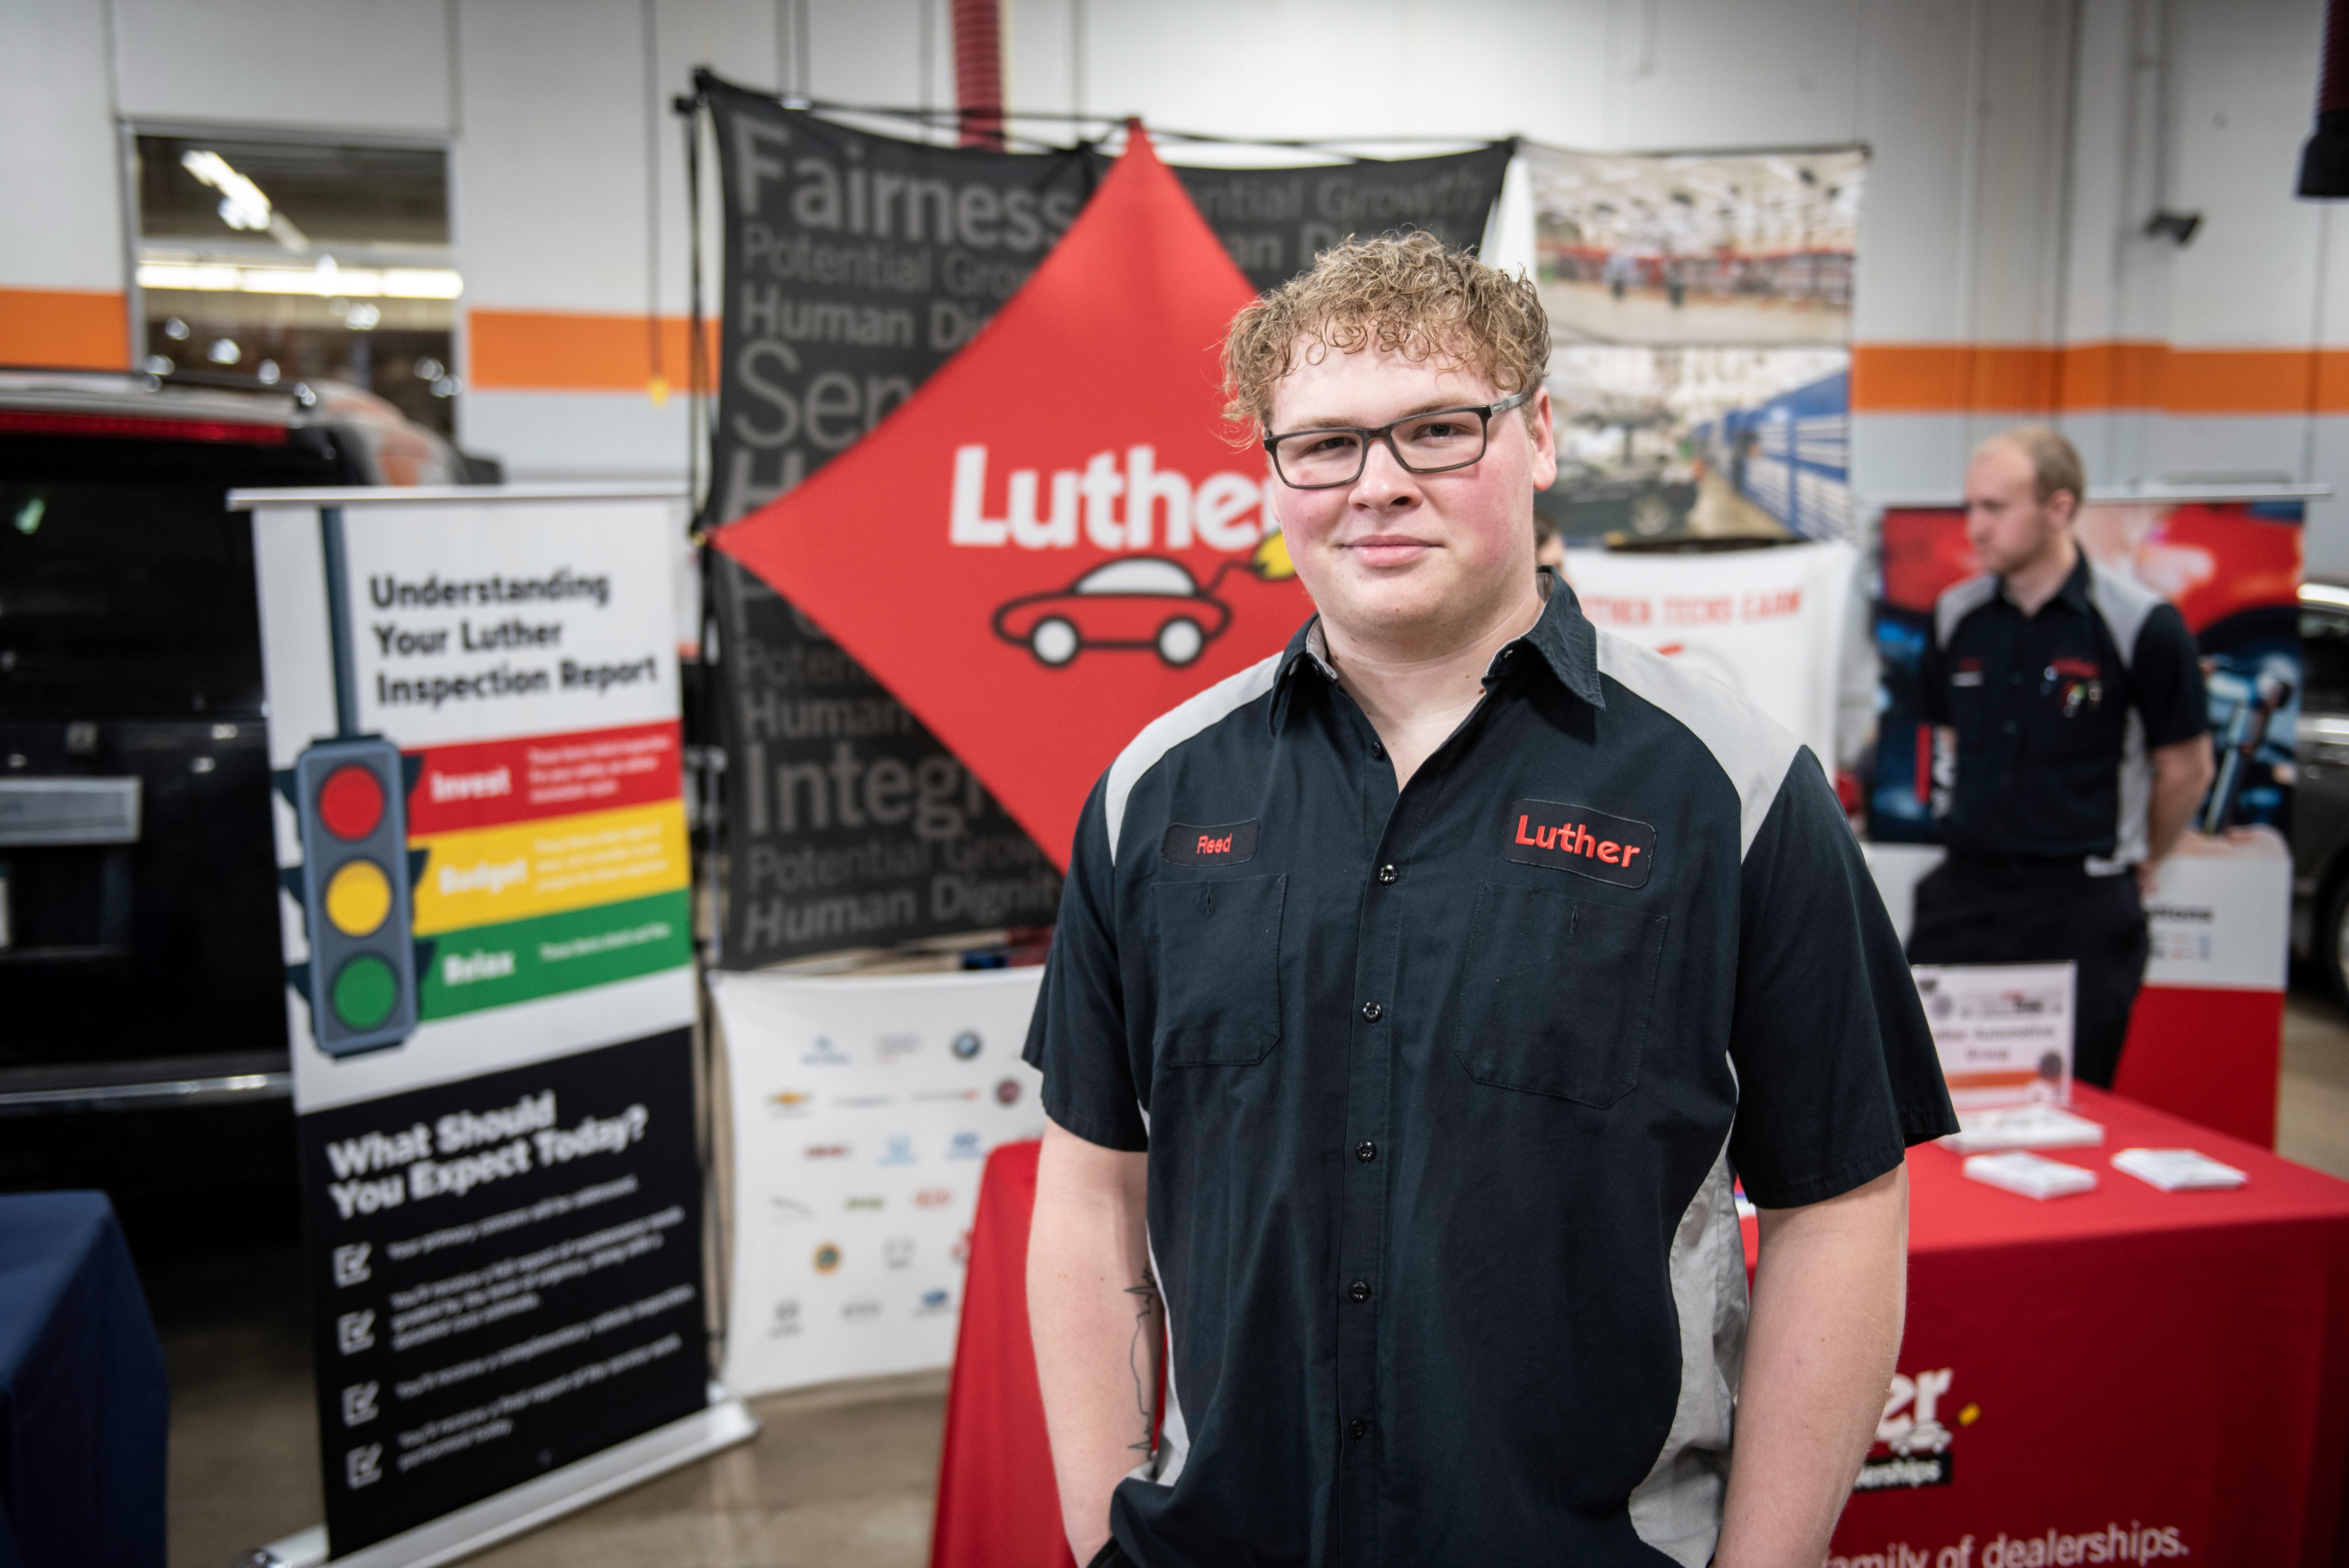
302, 1030, 706, 1554
710, 556, 1061, 966
704, 73, 1099, 526
1164, 143, 1515, 295
701, 76, 1091, 967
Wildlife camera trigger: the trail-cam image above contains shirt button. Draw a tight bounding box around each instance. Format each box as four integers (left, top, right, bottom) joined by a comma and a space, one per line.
1349, 1418, 1370, 1440
1376, 864, 1398, 885
1349, 1280, 1372, 1303
1369, 740, 1385, 759
2003, 720, 2018, 734
1360, 1001, 1383, 1022
1355, 1140, 1377, 1163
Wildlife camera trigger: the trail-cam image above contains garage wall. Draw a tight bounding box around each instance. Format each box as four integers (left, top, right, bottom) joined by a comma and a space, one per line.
2, 0, 2341, 561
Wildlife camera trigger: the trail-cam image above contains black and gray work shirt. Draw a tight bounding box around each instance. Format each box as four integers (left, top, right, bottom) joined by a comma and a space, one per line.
1026, 577, 1955, 1568
1919, 553, 2208, 866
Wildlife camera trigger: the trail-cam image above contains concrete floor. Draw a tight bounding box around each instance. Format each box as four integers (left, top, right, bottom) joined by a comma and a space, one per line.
157, 984, 2349, 1568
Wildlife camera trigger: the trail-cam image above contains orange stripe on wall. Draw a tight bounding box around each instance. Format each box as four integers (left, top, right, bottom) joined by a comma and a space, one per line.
468, 310, 717, 392
1854, 340, 2349, 415
0, 289, 129, 371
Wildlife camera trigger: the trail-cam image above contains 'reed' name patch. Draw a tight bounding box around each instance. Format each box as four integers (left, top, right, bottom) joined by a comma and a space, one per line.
1504, 798, 1655, 888
1162, 820, 1260, 866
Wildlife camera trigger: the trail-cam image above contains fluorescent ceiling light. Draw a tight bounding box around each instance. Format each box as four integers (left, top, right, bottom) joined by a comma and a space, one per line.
136, 261, 463, 300
180, 149, 312, 254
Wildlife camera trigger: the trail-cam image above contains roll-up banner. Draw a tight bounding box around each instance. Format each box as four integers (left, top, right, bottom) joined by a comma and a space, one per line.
699, 73, 1512, 966
1564, 539, 1859, 771
236, 485, 751, 1566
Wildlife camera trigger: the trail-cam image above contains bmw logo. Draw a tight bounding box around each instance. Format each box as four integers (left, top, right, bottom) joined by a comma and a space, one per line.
952, 1030, 983, 1060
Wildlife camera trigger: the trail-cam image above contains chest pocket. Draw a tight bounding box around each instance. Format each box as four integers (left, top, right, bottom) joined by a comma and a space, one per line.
1453, 882, 1666, 1107
1153, 873, 1286, 1067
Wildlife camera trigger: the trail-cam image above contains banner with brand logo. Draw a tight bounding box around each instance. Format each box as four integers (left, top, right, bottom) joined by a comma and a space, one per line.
242, 487, 740, 1559
714, 128, 1310, 866
709, 966, 1046, 1395
1164, 144, 1513, 295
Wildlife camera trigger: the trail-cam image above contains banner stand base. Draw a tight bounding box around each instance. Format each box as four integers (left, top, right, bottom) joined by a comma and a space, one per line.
243, 1384, 759, 1568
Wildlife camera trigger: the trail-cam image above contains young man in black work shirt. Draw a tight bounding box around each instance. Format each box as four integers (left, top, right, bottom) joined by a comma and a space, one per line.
1909, 427, 2214, 1088
1023, 234, 1955, 1568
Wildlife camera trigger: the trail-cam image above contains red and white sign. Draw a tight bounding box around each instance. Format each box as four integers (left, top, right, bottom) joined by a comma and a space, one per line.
714, 127, 1310, 867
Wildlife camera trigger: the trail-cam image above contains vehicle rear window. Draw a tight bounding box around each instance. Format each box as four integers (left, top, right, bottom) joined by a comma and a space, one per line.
0, 478, 271, 718
0, 423, 346, 720
2305, 607, 2349, 716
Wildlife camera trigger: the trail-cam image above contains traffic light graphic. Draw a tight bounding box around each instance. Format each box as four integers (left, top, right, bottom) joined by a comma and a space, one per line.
293, 736, 418, 1055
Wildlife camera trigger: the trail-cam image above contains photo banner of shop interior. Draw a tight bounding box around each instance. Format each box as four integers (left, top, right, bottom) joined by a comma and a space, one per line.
1868, 488, 2308, 1147
713, 124, 1312, 866
237, 485, 751, 1565
1518, 142, 1862, 545
708, 966, 1046, 1396
1561, 539, 1862, 780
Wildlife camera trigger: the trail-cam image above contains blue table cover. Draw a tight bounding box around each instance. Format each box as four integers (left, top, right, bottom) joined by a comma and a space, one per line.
0, 1191, 166, 1568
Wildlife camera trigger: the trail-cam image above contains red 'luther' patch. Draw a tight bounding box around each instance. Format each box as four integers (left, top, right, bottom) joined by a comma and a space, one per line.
1502, 798, 1656, 889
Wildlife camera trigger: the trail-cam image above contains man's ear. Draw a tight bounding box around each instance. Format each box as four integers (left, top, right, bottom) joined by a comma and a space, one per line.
2049, 487, 2080, 530
1527, 386, 1559, 492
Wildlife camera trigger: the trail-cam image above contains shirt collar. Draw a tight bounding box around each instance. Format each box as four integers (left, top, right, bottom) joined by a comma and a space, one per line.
2002, 549, 2093, 615
1269, 567, 1606, 731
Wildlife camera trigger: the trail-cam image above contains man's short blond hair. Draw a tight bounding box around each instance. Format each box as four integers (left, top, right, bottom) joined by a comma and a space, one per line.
1978, 424, 2087, 509
1221, 232, 1550, 439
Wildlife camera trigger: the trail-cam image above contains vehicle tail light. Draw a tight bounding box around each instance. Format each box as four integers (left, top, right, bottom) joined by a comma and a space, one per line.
0, 410, 288, 444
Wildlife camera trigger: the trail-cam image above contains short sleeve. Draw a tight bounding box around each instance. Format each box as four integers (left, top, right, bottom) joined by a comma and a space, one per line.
1727, 750, 1956, 1209
1022, 775, 1148, 1152
2130, 602, 2209, 748
1916, 608, 1952, 727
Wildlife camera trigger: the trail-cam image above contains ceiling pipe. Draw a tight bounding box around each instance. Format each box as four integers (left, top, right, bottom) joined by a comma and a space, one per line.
952, 0, 1005, 151
2299, 0, 2349, 196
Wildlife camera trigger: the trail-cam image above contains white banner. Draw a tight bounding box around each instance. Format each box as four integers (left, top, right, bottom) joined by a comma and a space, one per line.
713, 966, 1047, 1397
1564, 540, 1857, 768
1911, 961, 2076, 1110
236, 485, 719, 1558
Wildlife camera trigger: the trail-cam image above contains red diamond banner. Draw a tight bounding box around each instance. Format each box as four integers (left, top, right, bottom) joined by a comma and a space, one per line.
713, 126, 1309, 868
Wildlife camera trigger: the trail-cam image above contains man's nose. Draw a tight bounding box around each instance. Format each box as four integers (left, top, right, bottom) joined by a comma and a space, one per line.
1353, 438, 1422, 504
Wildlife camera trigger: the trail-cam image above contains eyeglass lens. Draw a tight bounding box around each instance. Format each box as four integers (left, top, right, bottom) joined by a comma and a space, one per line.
1272, 409, 1490, 487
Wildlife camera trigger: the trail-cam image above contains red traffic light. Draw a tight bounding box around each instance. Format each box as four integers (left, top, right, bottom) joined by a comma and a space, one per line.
318, 763, 385, 841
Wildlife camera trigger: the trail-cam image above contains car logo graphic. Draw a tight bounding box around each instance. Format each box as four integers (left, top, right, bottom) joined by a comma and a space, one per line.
993, 556, 1235, 668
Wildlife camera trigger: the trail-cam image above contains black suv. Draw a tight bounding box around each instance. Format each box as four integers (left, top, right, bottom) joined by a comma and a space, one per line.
2295, 581, 2349, 1004
0, 369, 485, 1193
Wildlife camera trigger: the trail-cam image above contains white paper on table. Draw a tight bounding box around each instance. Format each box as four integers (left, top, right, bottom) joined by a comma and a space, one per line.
1962, 1151, 2099, 1200
2111, 1147, 2249, 1192
1941, 1103, 2106, 1154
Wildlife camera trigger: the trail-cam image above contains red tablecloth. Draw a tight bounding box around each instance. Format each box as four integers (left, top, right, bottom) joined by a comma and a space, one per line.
933, 1088, 2349, 1568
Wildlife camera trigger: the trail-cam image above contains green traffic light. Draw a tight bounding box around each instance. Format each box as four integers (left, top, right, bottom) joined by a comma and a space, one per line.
331, 953, 399, 1030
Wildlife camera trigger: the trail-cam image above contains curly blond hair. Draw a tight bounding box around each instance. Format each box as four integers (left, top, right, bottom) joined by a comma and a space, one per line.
1221, 231, 1550, 440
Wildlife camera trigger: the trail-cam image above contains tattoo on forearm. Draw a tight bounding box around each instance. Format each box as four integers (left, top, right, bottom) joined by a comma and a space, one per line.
1125, 1273, 1162, 1456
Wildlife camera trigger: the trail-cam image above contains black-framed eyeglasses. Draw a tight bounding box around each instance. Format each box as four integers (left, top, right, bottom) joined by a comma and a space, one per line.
1263, 388, 1536, 490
